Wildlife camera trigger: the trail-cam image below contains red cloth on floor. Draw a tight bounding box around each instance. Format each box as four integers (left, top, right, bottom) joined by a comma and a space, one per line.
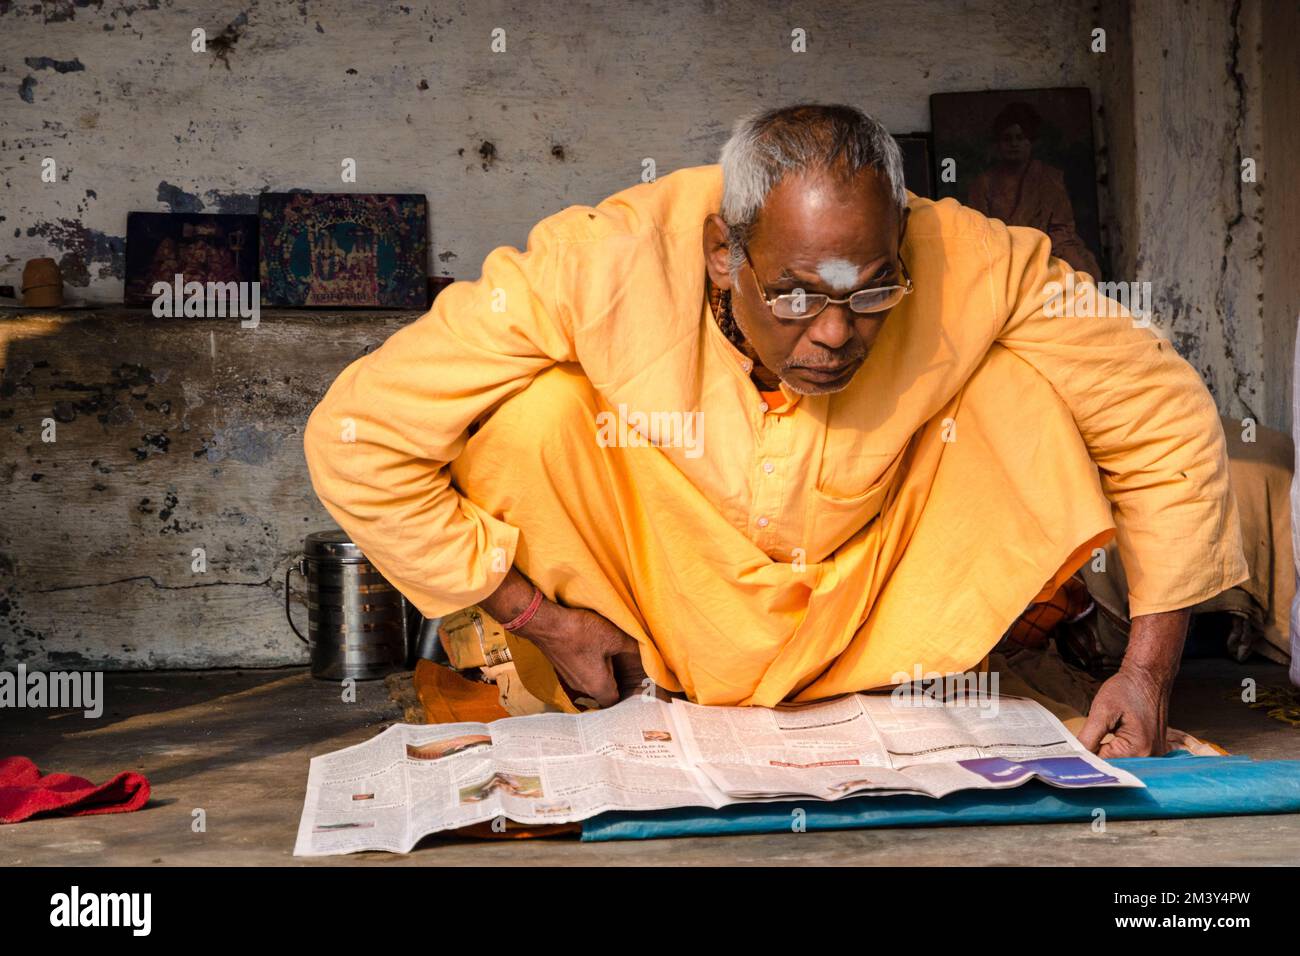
0, 756, 150, 824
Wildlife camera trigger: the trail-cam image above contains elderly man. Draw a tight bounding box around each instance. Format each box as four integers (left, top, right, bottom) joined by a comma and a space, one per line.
304, 104, 1247, 757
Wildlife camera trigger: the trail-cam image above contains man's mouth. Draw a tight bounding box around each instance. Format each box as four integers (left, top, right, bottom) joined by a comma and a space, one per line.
794, 357, 863, 383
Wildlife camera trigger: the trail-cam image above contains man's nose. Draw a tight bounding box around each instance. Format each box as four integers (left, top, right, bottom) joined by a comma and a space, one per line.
807, 302, 857, 351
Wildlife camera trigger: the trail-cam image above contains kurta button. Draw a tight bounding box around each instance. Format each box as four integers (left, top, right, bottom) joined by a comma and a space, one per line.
762, 461, 774, 473
741, 360, 753, 372
758, 401, 769, 414
757, 516, 770, 528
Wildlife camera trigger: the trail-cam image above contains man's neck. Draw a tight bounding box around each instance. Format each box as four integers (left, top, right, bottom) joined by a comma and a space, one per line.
750, 362, 783, 392
707, 277, 783, 391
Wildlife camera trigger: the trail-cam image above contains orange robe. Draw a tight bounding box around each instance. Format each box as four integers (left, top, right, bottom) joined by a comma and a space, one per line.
303, 165, 1248, 709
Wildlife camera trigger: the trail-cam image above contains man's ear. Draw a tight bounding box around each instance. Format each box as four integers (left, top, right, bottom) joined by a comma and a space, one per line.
897, 205, 911, 248
702, 214, 734, 291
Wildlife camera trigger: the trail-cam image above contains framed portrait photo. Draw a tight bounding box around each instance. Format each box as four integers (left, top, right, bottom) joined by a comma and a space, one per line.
931, 87, 1106, 279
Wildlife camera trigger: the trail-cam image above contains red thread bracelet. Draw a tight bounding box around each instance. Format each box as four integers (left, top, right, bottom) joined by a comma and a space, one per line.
501, 585, 543, 632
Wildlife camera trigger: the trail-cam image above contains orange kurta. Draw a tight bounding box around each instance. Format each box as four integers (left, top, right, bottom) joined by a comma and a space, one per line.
303, 165, 1249, 708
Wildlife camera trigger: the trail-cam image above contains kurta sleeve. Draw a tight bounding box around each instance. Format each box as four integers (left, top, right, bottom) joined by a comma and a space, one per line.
302, 220, 578, 617
989, 219, 1249, 616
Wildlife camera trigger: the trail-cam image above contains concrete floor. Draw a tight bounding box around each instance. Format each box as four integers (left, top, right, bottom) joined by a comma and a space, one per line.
1, 659, 1297, 866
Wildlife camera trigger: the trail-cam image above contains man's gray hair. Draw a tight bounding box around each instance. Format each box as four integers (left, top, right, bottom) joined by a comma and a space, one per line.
719, 104, 907, 276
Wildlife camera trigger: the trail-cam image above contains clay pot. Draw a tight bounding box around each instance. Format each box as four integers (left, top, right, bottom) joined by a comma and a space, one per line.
22, 257, 64, 307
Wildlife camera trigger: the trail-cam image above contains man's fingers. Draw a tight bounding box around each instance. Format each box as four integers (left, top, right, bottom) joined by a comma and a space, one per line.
586, 657, 622, 710
609, 631, 648, 699
1101, 725, 1157, 759
1076, 708, 1111, 753
1099, 732, 1139, 759
554, 657, 616, 711
613, 651, 649, 700
555, 673, 587, 710
552, 618, 644, 709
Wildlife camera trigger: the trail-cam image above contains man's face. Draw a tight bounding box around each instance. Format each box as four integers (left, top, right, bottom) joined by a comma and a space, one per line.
996, 124, 1032, 164
705, 169, 906, 395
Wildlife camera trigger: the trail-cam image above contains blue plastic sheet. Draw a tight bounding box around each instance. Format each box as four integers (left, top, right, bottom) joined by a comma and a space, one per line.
580, 753, 1300, 842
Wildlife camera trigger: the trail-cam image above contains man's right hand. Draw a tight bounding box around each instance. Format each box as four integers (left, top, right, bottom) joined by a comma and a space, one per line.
513, 599, 648, 710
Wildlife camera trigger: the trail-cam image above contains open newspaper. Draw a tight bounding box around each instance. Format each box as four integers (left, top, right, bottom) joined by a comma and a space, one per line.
294, 690, 1142, 856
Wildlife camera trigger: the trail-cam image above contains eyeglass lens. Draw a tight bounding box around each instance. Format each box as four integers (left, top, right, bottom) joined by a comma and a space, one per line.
770, 286, 906, 319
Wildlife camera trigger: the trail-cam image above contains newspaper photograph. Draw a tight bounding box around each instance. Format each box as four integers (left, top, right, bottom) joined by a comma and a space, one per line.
294, 690, 1142, 856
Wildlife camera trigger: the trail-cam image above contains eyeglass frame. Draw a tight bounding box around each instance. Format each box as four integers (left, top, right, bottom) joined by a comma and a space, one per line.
739, 243, 913, 321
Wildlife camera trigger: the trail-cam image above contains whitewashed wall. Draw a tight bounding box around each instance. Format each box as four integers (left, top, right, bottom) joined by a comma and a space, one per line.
1125, 0, 1267, 425
3, 0, 1110, 294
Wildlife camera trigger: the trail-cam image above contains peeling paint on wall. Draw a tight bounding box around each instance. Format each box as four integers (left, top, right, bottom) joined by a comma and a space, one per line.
24, 219, 126, 285
156, 181, 257, 215
201, 423, 278, 466
155, 181, 205, 214
0, 0, 168, 24
23, 56, 86, 73
208, 10, 250, 71
1127, 0, 1266, 422
0, 310, 361, 668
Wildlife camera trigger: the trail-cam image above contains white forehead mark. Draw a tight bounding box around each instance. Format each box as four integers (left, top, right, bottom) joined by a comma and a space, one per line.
816, 258, 862, 293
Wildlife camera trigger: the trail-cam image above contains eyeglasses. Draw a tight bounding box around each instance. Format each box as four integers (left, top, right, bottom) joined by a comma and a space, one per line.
741, 245, 913, 320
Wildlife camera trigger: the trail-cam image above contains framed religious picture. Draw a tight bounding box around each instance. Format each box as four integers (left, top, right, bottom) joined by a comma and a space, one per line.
123, 212, 258, 307
258, 193, 428, 308
930, 87, 1106, 278
893, 133, 935, 199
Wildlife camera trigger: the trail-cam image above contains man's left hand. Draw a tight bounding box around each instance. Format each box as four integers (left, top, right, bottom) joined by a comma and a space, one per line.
1076, 607, 1189, 758
1077, 665, 1171, 757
